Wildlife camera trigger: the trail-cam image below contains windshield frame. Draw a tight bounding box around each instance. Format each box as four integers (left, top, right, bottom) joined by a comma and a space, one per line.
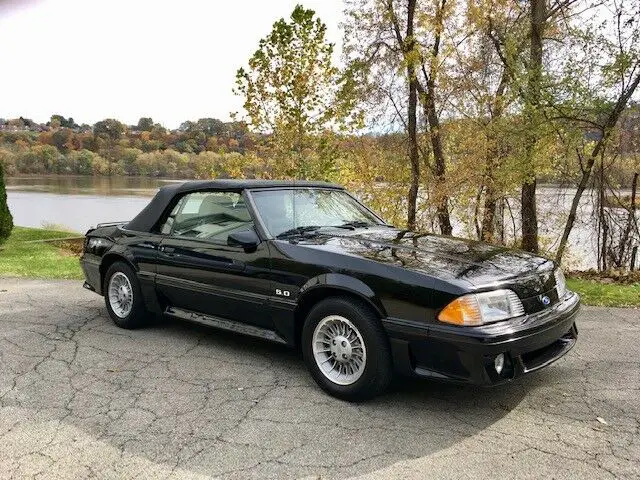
245, 187, 388, 240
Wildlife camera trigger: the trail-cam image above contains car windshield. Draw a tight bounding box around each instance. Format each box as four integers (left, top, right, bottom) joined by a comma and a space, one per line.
250, 188, 383, 238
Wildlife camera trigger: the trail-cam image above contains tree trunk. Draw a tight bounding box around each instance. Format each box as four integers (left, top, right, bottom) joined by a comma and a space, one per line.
554, 69, 640, 263
613, 171, 638, 268
520, 0, 546, 253
406, 0, 419, 230
481, 187, 498, 241
422, 0, 452, 236
497, 198, 505, 244
599, 160, 608, 271
619, 172, 638, 260
521, 181, 538, 251
423, 90, 452, 235
480, 71, 509, 242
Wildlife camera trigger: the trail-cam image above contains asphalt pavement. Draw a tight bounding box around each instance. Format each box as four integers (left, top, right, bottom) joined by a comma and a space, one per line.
0, 278, 638, 479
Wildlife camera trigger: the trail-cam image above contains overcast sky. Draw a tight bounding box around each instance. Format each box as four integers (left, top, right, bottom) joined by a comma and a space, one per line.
0, 0, 344, 128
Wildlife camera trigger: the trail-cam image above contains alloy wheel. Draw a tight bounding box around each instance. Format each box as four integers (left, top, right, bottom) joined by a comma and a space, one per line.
312, 315, 367, 386
108, 272, 133, 318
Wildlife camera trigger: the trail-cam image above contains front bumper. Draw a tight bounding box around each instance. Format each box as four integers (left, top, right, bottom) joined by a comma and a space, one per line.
383, 292, 580, 385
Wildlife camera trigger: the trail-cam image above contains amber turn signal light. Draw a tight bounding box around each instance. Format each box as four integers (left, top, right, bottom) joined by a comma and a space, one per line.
438, 290, 525, 326
438, 296, 483, 326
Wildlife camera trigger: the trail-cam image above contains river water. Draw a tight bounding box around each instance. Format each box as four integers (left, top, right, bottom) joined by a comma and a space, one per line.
5, 176, 171, 233
5, 175, 627, 269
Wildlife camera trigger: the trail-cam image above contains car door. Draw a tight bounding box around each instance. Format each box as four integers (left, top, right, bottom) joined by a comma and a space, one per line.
154, 190, 273, 328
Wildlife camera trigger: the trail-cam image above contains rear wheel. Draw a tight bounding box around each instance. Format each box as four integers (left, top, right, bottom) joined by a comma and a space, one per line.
302, 297, 392, 401
104, 261, 147, 329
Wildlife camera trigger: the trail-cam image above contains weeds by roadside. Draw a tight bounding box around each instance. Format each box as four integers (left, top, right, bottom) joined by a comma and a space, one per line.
0, 226, 83, 279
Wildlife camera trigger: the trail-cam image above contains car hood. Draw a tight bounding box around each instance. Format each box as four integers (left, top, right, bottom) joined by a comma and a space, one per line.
294, 227, 556, 295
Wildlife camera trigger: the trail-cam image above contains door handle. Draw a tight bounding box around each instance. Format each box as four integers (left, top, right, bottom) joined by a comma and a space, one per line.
160, 245, 177, 255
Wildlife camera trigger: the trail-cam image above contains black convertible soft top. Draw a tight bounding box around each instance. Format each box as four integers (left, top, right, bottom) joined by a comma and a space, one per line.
125, 179, 343, 233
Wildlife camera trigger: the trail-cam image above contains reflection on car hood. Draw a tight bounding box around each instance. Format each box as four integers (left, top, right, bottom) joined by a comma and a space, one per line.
294, 227, 555, 289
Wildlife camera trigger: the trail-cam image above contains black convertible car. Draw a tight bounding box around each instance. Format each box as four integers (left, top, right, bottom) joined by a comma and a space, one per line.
81, 180, 579, 400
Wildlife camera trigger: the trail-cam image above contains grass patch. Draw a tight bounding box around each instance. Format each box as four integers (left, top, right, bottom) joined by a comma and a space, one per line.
567, 277, 640, 308
0, 226, 83, 279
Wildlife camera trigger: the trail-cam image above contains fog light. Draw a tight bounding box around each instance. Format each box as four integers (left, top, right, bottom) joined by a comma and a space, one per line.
494, 353, 505, 374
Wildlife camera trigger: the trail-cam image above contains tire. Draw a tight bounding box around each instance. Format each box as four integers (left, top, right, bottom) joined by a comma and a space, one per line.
103, 261, 147, 329
302, 296, 393, 401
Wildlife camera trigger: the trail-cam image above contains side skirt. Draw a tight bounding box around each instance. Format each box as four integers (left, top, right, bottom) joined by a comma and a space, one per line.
164, 306, 287, 345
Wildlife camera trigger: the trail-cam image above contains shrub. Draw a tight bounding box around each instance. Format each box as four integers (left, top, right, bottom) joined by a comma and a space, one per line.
92, 154, 110, 175
217, 151, 264, 178
0, 162, 13, 244
135, 149, 189, 177
192, 151, 220, 178
0, 148, 17, 176
159, 149, 189, 177
67, 150, 96, 175
117, 148, 143, 175
14, 145, 60, 174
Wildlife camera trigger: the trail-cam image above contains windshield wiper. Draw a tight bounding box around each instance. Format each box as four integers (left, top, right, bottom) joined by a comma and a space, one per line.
335, 220, 374, 230
276, 225, 323, 239
277, 221, 375, 238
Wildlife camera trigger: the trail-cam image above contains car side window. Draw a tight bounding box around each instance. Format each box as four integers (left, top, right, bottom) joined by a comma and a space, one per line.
159, 191, 254, 243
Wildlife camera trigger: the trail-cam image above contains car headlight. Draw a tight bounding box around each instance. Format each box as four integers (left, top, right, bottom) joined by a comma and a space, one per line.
554, 268, 567, 298
438, 289, 525, 326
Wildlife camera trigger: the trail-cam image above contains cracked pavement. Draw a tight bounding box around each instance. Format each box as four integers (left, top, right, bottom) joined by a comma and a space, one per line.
0, 278, 638, 479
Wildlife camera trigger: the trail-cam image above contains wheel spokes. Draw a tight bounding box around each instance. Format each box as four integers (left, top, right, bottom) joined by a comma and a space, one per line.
108, 272, 133, 318
311, 315, 367, 386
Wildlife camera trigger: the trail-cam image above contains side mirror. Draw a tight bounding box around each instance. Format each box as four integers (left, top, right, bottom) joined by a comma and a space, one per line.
228, 229, 260, 252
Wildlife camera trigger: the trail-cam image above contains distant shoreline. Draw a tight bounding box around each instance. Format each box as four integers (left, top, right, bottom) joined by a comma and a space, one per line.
5, 174, 635, 193
6, 174, 187, 181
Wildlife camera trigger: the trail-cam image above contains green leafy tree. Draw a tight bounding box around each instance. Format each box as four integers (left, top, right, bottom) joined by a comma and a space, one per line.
235, 4, 359, 177
196, 118, 228, 137
50, 114, 77, 129
118, 148, 143, 175
178, 121, 196, 133
15, 145, 59, 174
93, 119, 126, 141
0, 161, 13, 244
136, 117, 154, 132
52, 128, 74, 152
551, 0, 640, 262
68, 150, 96, 175
342, 0, 455, 232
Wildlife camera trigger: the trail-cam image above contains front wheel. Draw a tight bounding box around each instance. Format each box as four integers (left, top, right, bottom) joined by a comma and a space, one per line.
302, 297, 392, 401
104, 261, 147, 329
